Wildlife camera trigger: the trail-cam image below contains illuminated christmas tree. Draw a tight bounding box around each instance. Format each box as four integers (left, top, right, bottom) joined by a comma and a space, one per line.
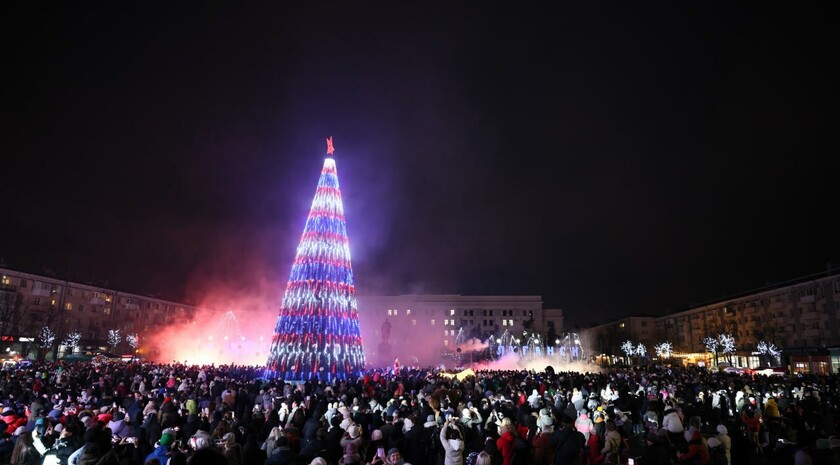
264, 137, 365, 381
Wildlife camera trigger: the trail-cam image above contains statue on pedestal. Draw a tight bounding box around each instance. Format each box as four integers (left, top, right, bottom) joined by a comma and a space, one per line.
378, 318, 392, 356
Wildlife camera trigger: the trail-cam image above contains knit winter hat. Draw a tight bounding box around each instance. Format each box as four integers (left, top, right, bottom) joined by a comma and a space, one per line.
159, 433, 175, 447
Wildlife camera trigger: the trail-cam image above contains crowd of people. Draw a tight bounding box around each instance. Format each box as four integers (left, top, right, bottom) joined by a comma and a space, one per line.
0, 359, 838, 465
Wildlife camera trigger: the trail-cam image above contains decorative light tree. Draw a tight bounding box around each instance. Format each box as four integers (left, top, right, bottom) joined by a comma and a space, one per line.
756, 340, 780, 367
635, 343, 647, 358
621, 340, 635, 364
654, 342, 672, 360
127, 333, 139, 350
718, 333, 737, 364
39, 326, 56, 349
107, 329, 121, 351
703, 336, 720, 365
62, 331, 81, 354
265, 138, 365, 381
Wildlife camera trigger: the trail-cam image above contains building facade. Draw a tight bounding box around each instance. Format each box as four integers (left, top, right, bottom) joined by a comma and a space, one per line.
581, 270, 840, 373
579, 316, 656, 357
357, 294, 562, 365
0, 267, 201, 358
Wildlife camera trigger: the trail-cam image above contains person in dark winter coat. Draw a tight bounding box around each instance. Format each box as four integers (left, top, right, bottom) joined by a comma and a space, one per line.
640, 430, 670, 465
263, 436, 295, 465
550, 416, 585, 465
243, 430, 267, 465
403, 418, 427, 465
35, 426, 81, 465
299, 428, 327, 463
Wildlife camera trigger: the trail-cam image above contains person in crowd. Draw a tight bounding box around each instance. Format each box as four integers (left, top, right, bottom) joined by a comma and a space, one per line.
440, 418, 465, 465
714, 425, 731, 465
1, 356, 839, 465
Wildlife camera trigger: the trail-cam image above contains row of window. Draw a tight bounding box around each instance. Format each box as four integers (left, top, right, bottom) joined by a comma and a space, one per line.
2, 277, 186, 312
385, 308, 536, 318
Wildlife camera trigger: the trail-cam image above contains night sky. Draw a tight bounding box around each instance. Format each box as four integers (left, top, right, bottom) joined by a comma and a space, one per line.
3, 4, 838, 327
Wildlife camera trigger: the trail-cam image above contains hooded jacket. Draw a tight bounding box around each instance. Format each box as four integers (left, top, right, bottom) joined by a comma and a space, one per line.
574, 413, 593, 440
662, 408, 684, 433
440, 422, 465, 465
107, 418, 131, 439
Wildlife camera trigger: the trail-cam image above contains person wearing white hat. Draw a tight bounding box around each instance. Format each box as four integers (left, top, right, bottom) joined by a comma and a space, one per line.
715, 425, 731, 465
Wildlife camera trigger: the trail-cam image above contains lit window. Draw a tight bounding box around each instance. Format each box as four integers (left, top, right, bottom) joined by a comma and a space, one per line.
412, 319, 416, 326
509, 320, 513, 326
444, 330, 448, 336
51, 299, 56, 306
450, 309, 455, 316
104, 307, 111, 315
444, 340, 449, 346
620, 323, 625, 328
387, 309, 393, 316
394, 309, 399, 315
65, 303, 72, 311
503, 320, 508, 326
431, 319, 435, 325
1, 276, 9, 285
406, 309, 411, 316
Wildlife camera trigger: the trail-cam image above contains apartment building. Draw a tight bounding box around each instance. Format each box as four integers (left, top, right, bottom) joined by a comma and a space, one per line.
581, 270, 840, 373
0, 267, 201, 358
579, 316, 656, 356
356, 294, 562, 365
655, 270, 840, 352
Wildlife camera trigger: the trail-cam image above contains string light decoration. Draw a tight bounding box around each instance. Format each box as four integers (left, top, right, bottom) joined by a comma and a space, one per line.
654, 342, 672, 358
127, 333, 139, 349
62, 331, 81, 350
635, 342, 647, 357
621, 340, 635, 357
757, 340, 780, 357
265, 138, 365, 381
719, 333, 736, 355
703, 336, 719, 354
108, 329, 122, 348
39, 326, 56, 349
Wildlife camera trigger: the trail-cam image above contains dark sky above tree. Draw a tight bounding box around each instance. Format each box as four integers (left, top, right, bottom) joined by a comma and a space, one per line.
2, 4, 838, 326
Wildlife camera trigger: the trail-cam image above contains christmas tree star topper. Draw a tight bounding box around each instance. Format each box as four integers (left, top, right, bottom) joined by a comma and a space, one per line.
326, 136, 335, 155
